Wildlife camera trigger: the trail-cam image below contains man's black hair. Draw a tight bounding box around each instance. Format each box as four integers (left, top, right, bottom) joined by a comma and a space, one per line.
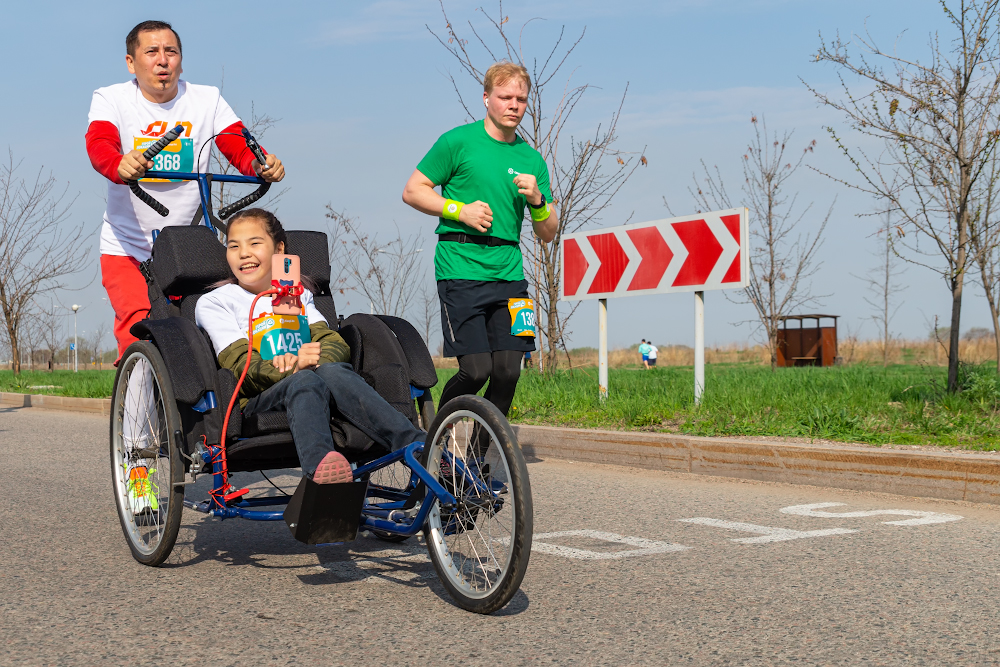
126, 21, 182, 58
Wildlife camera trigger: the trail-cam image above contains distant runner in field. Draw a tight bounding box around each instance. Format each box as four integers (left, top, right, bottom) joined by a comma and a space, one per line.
647, 341, 658, 367
638, 339, 651, 369
401, 61, 558, 417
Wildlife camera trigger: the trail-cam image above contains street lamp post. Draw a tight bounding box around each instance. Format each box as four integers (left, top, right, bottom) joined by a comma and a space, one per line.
72, 304, 79, 373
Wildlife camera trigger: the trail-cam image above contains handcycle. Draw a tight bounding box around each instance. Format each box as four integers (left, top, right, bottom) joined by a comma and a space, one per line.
109, 126, 533, 613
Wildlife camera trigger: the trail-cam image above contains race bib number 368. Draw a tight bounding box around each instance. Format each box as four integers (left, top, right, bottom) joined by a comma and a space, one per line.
133, 136, 194, 183
251, 313, 311, 360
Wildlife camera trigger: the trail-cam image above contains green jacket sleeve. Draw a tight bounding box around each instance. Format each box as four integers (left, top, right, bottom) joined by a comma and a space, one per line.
310, 322, 351, 365
217, 339, 289, 405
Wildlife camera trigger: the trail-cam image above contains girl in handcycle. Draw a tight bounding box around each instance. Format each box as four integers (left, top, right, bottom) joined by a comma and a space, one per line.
194, 207, 426, 484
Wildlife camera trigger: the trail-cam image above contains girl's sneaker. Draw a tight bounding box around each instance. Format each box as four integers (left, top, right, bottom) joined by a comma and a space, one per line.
312, 451, 353, 485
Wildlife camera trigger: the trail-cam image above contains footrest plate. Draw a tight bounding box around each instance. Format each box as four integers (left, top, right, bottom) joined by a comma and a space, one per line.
283, 476, 368, 545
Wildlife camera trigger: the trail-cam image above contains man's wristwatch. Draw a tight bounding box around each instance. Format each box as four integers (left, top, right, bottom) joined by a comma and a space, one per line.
529, 193, 547, 209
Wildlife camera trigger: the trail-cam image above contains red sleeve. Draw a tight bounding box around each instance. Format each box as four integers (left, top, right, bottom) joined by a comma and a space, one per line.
215, 121, 267, 176
86, 121, 125, 185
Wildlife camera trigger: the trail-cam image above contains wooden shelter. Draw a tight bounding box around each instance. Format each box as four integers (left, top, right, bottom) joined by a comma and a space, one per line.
776, 314, 840, 367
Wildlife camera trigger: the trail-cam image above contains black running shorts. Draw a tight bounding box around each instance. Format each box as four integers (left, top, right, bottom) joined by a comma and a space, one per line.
437, 279, 536, 357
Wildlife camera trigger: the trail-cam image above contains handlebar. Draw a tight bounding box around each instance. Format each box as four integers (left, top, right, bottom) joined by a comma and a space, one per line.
127, 124, 186, 217
127, 125, 271, 223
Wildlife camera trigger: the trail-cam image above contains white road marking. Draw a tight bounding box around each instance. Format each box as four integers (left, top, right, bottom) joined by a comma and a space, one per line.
780, 503, 963, 526
531, 530, 690, 560
678, 518, 857, 544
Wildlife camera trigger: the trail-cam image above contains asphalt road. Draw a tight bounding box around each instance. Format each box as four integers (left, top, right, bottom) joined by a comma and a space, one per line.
2, 406, 999, 666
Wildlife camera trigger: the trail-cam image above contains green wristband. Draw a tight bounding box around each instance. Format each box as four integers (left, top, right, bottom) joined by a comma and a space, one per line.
442, 199, 465, 222
530, 203, 551, 223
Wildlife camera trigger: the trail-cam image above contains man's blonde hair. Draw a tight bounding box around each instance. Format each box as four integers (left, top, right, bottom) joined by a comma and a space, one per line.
484, 61, 531, 95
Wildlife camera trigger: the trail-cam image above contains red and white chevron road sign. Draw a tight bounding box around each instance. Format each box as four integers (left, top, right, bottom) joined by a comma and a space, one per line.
560, 208, 749, 301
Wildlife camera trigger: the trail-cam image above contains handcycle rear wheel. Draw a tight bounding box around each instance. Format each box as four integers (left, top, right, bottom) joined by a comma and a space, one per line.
422, 395, 533, 614
109, 341, 185, 566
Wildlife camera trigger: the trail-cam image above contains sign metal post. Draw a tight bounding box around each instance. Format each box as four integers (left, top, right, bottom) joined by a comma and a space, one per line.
694, 291, 705, 405
598, 298, 608, 401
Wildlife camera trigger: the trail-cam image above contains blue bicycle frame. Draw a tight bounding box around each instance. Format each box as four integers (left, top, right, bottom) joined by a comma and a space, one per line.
139, 167, 471, 537
142, 170, 267, 234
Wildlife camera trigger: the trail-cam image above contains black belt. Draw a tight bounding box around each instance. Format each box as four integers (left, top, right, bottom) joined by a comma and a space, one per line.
438, 233, 519, 248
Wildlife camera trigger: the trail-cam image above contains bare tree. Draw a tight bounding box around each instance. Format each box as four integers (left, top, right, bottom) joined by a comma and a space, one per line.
807, 0, 1000, 390
854, 210, 907, 366
430, 1, 646, 371
416, 284, 440, 349
324, 206, 426, 318
0, 153, 90, 374
86, 321, 109, 369
32, 299, 66, 371
670, 117, 831, 369
969, 142, 1000, 372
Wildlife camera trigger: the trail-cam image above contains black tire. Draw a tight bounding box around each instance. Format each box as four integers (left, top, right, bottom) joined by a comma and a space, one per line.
110, 341, 185, 566
422, 395, 533, 614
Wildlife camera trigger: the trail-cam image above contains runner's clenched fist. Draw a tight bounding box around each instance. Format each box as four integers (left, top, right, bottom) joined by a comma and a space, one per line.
460, 200, 493, 232
513, 173, 542, 206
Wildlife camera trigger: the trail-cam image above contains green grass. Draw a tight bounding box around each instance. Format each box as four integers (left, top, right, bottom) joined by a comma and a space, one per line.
0, 370, 116, 398
9, 362, 1000, 449
434, 362, 1000, 450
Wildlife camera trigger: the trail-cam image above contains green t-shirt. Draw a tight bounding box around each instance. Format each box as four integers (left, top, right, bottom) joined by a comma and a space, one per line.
416, 121, 553, 282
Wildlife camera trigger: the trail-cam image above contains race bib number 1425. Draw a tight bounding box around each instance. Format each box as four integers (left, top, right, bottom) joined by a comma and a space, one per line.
251, 313, 311, 360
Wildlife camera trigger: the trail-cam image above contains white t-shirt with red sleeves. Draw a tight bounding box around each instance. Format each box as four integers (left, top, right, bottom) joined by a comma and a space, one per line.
88, 79, 240, 261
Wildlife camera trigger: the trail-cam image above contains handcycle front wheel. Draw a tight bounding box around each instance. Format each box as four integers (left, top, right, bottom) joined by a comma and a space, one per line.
422, 395, 533, 614
110, 341, 185, 566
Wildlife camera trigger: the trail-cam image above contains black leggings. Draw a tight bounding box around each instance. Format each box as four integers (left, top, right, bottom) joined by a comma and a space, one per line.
439, 350, 523, 417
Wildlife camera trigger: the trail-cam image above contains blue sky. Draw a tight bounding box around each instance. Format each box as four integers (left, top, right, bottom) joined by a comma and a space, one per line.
0, 0, 971, 351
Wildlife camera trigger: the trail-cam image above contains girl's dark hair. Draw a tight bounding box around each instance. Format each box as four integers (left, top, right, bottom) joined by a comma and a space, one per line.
229, 208, 288, 250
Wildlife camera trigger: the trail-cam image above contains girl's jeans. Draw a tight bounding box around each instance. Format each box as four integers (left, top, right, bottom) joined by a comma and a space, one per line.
243, 362, 425, 474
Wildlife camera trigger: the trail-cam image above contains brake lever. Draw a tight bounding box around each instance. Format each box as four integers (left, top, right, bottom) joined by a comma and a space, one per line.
241, 128, 269, 172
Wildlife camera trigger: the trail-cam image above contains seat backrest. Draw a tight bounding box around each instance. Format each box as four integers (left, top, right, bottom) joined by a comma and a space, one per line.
340, 314, 417, 422
285, 230, 332, 295
152, 226, 231, 298
148, 226, 337, 324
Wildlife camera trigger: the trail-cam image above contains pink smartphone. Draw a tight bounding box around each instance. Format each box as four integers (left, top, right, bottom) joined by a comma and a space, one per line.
271, 254, 302, 314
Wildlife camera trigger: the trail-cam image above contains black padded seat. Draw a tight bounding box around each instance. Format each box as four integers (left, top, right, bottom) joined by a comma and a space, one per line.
225, 432, 299, 473
242, 410, 289, 437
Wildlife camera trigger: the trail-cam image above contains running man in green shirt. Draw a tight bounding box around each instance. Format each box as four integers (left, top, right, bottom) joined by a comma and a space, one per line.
402, 61, 558, 417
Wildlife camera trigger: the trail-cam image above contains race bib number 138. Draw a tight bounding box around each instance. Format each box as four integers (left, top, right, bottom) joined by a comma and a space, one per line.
508, 298, 536, 337
133, 136, 194, 183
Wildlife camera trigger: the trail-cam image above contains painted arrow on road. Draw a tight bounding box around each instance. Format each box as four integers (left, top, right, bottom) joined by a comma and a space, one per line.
561, 207, 748, 301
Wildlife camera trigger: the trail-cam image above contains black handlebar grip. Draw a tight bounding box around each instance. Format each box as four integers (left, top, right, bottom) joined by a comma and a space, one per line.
218, 182, 272, 220
126, 124, 186, 217
128, 181, 170, 217
142, 124, 186, 161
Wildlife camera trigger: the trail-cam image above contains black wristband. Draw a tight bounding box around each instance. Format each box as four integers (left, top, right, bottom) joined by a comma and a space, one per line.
529, 193, 547, 209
